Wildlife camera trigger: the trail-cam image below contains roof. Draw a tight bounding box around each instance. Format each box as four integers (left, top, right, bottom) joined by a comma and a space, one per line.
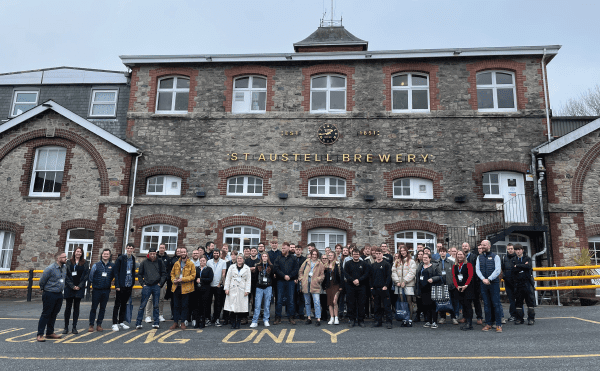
551, 116, 600, 137
293, 26, 368, 51
0, 100, 139, 154
120, 45, 561, 65
0, 67, 128, 85
536, 117, 600, 154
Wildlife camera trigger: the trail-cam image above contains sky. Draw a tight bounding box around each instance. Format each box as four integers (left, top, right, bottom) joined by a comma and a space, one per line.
1, 0, 598, 110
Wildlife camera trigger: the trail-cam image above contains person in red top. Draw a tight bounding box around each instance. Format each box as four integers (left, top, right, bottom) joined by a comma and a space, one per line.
453, 250, 474, 331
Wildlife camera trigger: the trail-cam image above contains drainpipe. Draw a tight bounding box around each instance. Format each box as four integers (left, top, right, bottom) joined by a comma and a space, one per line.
123, 152, 142, 252
541, 48, 552, 142
532, 170, 547, 305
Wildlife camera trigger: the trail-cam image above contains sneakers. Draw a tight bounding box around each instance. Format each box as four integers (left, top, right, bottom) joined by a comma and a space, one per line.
334, 317, 339, 325
492, 324, 497, 329
431, 322, 438, 329
136, 325, 143, 329
145, 317, 152, 323
528, 319, 535, 325
407, 320, 413, 327
328, 318, 334, 325
423, 322, 431, 328
438, 318, 445, 324
111, 324, 119, 332
184, 320, 189, 327
119, 323, 130, 330
496, 326, 503, 333
152, 324, 159, 329
452, 318, 459, 325
508, 316, 515, 322
501, 318, 507, 324
159, 315, 166, 322
37, 335, 45, 342
482, 325, 492, 331
371, 322, 382, 328
264, 321, 270, 327
192, 320, 196, 327
214, 319, 222, 327
250, 322, 258, 328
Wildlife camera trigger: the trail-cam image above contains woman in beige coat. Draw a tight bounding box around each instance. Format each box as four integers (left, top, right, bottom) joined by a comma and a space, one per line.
224, 254, 252, 329
392, 245, 417, 326
298, 249, 325, 326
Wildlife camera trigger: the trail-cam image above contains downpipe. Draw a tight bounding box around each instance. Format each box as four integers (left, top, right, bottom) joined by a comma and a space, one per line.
123, 152, 142, 251
532, 170, 547, 305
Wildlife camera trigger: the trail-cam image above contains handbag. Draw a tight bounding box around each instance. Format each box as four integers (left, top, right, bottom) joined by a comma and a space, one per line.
435, 299, 453, 313
432, 284, 450, 302
395, 288, 411, 322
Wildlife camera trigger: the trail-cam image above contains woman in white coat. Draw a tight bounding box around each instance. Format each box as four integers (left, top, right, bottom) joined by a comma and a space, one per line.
392, 245, 417, 327
224, 254, 251, 329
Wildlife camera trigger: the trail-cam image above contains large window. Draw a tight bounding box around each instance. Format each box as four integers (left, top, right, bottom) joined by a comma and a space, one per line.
391, 73, 429, 112
227, 176, 263, 196
0, 231, 15, 270
65, 229, 94, 262
232, 76, 267, 113
476, 71, 517, 111
30, 147, 67, 197
146, 175, 182, 196
491, 233, 531, 258
89, 90, 118, 117
11, 91, 39, 117
308, 177, 346, 197
308, 228, 346, 253
224, 226, 261, 252
393, 178, 433, 199
310, 75, 346, 113
156, 76, 190, 113
589, 235, 600, 265
394, 230, 436, 254
141, 224, 178, 253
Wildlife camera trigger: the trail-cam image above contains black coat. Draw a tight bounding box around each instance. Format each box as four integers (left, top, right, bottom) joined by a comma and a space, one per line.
195, 266, 214, 290
138, 257, 167, 287
113, 253, 137, 289
64, 260, 89, 299
323, 262, 342, 289
256, 262, 274, 288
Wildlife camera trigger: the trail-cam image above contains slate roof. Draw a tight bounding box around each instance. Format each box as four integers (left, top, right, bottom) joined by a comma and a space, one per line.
293, 26, 368, 51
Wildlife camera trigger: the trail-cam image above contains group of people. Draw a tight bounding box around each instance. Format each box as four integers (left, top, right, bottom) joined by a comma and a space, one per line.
35, 238, 537, 341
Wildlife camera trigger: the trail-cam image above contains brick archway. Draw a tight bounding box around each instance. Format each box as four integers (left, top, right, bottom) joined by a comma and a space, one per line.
383, 168, 443, 198
301, 64, 356, 111
299, 166, 356, 197
132, 214, 189, 253
217, 166, 273, 196
136, 166, 191, 196
300, 218, 355, 247
472, 161, 529, 199
56, 219, 102, 263
215, 216, 267, 248
382, 62, 441, 111
466, 59, 528, 110
223, 66, 276, 112
383, 220, 447, 247
572, 141, 600, 204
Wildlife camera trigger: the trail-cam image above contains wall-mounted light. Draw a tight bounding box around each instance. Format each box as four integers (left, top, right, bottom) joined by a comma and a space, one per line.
196, 191, 206, 197
364, 195, 375, 201
279, 193, 288, 199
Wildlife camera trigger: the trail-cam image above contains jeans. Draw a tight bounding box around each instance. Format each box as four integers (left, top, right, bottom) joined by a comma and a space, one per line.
276, 280, 295, 318
38, 291, 63, 336
480, 280, 502, 327
136, 285, 160, 326
173, 286, 189, 323
252, 286, 272, 323
113, 286, 133, 324
145, 284, 166, 318
304, 293, 321, 319
89, 289, 110, 326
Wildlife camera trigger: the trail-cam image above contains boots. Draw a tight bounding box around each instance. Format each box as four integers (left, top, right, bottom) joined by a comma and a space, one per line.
527, 308, 535, 325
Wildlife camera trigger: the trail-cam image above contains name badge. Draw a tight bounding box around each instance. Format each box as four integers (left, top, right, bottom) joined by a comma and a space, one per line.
59, 279, 64, 283
127, 270, 131, 275
102, 272, 108, 277
457, 274, 464, 281
488, 257, 493, 260
442, 271, 446, 275
308, 272, 313, 277
72, 272, 77, 276
420, 275, 424, 281
263, 277, 268, 283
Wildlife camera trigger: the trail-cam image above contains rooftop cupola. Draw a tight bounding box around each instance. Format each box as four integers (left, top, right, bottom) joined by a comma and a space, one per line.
293, 18, 368, 53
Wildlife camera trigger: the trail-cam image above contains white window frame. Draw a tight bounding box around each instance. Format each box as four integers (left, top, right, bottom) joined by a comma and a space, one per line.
308, 176, 346, 198
0, 230, 15, 271
155, 76, 190, 114
29, 146, 67, 197
483, 172, 501, 198
394, 230, 436, 255
589, 235, 600, 266
476, 70, 517, 112
65, 229, 94, 262
11, 90, 39, 117
310, 74, 347, 113
146, 175, 182, 196
232, 75, 267, 114
393, 178, 433, 199
141, 224, 178, 254
391, 73, 430, 112
491, 233, 531, 259
223, 225, 261, 253
226, 176, 263, 196
308, 228, 346, 254
89, 89, 118, 117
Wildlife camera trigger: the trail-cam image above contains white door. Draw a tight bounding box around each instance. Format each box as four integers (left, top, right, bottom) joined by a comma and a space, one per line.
491, 233, 531, 258
65, 229, 94, 262
501, 173, 526, 223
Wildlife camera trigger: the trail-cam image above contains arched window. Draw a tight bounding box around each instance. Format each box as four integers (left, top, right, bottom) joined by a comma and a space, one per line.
588, 235, 600, 265
30, 146, 67, 197
65, 229, 94, 262
476, 71, 517, 111
308, 228, 346, 253
393, 178, 433, 199
146, 175, 182, 195
0, 231, 15, 270
156, 76, 190, 113
232, 76, 267, 113
141, 224, 178, 253
491, 233, 531, 258
223, 226, 261, 252
310, 75, 346, 113
308, 176, 346, 197
227, 176, 263, 196
391, 73, 429, 112
394, 230, 436, 255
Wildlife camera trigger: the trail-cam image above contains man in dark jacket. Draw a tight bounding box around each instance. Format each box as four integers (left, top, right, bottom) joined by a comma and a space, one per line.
344, 248, 370, 327
112, 243, 137, 331
135, 246, 167, 329
145, 243, 171, 323
88, 248, 115, 332
511, 244, 535, 325
370, 247, 392, 329
194, 256, 214, 328
294, 243, 307, 319
245, 247, 261, 320
274, 242, 299, 325
502, 243, 517, 321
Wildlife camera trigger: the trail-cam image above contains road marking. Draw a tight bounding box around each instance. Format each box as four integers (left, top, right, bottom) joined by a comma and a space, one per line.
253, 329, 286, 343
321, 329, 348, 343
5, 331, 37, 343
571, 317, 600, 325
0, 328, 24, 335
536, 316, 600, 324
285, 329, 314, 344
222, 329, 258, 343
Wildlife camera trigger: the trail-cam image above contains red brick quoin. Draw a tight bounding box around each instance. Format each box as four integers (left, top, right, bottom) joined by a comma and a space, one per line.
217, 166, 273, 196
571, 141, 600, 204
132, 214, 188, 253
383, 220, 447, 248
383, 168, 443, 199
382, 63, 441, 111
300, 218, 355, 247
136, 166, 191, 196
299, 166, 356, 197
223, 66, 276, 112
0, 220, 25, 270
215, 216, 267, 249
146, 67, 199, 113
301, 64, 356, 112
472, 161, 529, 200
466, 59, 528, 110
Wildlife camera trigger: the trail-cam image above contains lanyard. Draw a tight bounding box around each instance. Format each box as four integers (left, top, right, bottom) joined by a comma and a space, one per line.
442, 260, 445, 270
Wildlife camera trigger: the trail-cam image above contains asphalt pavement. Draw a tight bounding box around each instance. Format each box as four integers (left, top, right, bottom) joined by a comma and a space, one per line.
0, 297, 599, 371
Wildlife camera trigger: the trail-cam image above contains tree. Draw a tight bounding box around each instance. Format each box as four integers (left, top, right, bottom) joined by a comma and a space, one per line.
557, 84, 600, 116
